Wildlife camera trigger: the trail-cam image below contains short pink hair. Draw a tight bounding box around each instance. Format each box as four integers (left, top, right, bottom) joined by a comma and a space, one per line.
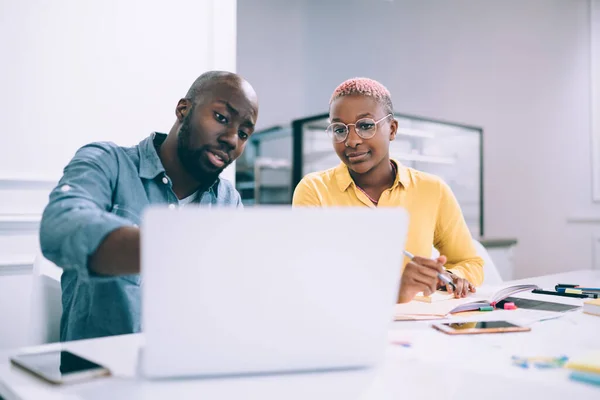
329, 77, 393, 114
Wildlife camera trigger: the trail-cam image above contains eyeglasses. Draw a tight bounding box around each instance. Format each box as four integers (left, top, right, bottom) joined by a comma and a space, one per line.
326, 114, 393, 143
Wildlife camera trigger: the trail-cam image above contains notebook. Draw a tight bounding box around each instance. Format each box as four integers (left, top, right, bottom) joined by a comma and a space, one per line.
566, 351, 600, 374
395, 284, 539, 318
414, 291, 457, 303
583, 298, 600, 317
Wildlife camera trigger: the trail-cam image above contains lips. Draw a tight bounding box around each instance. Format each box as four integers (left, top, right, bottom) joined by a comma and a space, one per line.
345, 151, 370, 162
210, 149, 230, 164
206, 149, 230, 169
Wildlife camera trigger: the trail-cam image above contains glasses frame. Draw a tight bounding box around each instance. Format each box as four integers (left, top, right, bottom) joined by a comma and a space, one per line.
326, 113, 393, 143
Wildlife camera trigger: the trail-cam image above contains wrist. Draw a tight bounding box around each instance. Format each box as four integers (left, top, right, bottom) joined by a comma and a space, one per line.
398, 284, 417, 303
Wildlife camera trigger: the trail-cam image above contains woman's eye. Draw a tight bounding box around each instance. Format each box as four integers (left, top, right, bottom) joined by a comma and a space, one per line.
238, 131, 249, 140
358, 123, 375, 131
214, 112, 228, 124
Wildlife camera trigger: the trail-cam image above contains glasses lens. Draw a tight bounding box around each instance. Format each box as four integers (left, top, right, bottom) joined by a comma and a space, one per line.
355, 118, 377, 139
326, 123, 348, 142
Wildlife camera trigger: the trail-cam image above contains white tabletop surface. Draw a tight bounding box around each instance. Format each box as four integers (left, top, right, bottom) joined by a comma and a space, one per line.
1, 270, 599, 400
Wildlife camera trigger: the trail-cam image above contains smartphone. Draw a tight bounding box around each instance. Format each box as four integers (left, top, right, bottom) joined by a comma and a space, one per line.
10, 350, 111, 384
433, 320, 531, 335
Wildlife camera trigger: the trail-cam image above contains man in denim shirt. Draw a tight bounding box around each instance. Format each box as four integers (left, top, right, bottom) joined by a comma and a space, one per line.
40, 71, 259, 341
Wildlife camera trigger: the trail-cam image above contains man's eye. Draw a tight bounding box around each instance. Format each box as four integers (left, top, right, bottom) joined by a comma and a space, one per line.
214, 112, 228, 124
238, 131, 249, 140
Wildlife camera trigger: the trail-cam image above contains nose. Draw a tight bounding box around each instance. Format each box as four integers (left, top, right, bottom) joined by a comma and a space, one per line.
344, 125, 362, 148
218, 126, 238, 151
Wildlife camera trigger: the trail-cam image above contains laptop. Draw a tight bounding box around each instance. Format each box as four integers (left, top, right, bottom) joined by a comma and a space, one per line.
139, 206, 409, 378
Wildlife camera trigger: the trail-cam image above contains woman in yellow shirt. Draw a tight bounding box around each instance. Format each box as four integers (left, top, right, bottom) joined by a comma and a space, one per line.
292, 77, 484, 303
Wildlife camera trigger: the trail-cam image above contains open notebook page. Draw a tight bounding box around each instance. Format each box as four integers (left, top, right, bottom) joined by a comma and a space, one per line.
411, 284, 539, 307
393, 285, 530, 317
394, 295, 488, 317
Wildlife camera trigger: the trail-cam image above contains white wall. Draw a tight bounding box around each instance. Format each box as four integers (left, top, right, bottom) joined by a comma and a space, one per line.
0, 0, 237, 349
238, 0, 597, 278
592, 0, 600, 203
236, 0, 308, 129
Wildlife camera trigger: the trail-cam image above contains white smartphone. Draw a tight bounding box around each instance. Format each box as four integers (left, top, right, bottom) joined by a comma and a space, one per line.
10, 350, 111, 384
432, 320, 531, 335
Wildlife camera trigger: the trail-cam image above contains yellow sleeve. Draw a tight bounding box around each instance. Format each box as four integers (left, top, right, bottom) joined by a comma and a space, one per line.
292, 177, 322, 207
433, 181, 484, 286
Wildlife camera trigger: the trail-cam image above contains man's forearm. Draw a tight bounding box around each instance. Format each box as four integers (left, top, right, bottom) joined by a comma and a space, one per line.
89, 226, 141, 275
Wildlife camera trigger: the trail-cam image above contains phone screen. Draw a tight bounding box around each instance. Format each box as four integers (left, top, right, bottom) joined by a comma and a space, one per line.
12, 350, 105, 382
443, 321, 520, 330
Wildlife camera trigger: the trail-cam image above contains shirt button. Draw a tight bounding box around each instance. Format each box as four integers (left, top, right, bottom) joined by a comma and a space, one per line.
162, 177, 169, 184
168, 204, 176, 210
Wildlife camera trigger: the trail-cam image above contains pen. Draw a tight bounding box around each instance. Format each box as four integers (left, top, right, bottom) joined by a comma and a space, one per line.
531, 289, 589, 299
555, 288, 599, 298
555, 284, 600, 292
564, 287, 600, 292
556, 284, 578, 289
403, 250, 456, 291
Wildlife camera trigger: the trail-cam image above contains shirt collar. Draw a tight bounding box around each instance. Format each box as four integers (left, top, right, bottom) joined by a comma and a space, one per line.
138, 132, 167, 179
334, 158, 410, 192
393, 159, 411, 189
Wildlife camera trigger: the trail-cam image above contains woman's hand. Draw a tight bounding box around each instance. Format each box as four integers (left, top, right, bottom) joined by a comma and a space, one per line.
398, 255, 446, 303
439, 271, 476, 298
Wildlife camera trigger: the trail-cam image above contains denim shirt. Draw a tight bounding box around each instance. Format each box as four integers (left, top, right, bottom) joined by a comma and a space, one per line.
40, 133, 242, 341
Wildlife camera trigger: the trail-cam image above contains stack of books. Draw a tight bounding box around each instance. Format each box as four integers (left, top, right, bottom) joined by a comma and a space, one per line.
583, 298, 600, 317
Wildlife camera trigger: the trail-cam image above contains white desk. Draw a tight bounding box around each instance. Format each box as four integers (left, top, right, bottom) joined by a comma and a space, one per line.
1, 270, 599, 400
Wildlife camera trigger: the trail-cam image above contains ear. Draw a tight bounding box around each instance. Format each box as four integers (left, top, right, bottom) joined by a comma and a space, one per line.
175, 98, 192, 122
389, 117, 398, 141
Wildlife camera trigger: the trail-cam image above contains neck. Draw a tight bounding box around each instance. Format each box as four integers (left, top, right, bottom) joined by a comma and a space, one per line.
350, 157, 395, 190
159, 126, 203, 199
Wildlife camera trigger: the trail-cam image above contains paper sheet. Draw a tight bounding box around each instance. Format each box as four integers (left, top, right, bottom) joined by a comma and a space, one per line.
414, 291, 456, 303
394, 314, 447, 321
393, 296, 482, 317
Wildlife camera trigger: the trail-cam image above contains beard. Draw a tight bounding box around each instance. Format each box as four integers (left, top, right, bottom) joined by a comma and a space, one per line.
177, 108, 222, 185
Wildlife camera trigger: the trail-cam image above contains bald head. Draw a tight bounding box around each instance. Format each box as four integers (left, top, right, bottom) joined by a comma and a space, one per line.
185, 71, 258, 109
